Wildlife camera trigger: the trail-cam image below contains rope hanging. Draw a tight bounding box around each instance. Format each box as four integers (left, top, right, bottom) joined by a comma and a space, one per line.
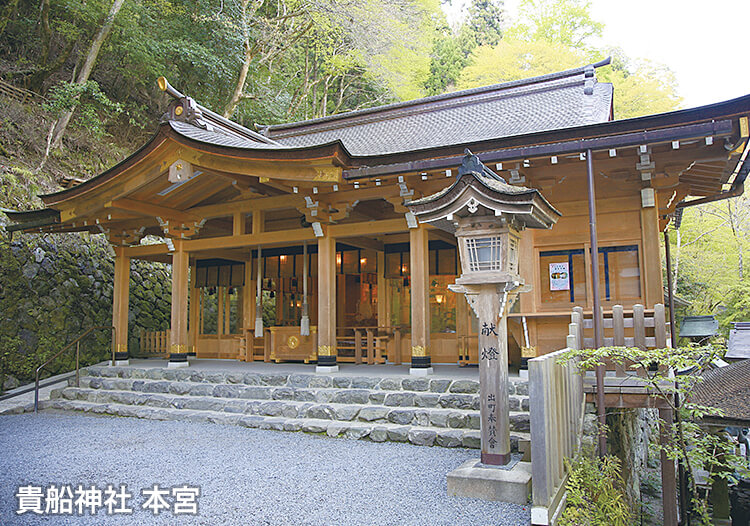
254, 245, 263, 338
300, 242, 310, 336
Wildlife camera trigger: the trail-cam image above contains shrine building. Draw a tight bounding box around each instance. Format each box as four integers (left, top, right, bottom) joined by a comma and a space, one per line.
6, 58, 750, 373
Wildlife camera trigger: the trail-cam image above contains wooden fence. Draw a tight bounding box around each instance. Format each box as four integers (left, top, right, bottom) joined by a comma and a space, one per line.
139, 329, 170, 355
0, 79, 43, 103
576, 303, 670, 350
574, 303, 670, 376
529, 322, 585, 526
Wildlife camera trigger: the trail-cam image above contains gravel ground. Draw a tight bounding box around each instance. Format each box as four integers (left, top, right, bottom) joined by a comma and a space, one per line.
0, 413, 530, 525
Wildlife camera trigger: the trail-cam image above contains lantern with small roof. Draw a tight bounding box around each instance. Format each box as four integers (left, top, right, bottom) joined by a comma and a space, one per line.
406, 150, 560, 466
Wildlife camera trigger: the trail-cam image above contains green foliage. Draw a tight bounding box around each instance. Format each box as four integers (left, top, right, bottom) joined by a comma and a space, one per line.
561, 345, 750, 525
508, 0, 602, 48
463, 0, 505, 47
558, 455, 631, 526
42, 80, 123, 140
667, 196, 749, 334
457, 38, 587, 88
717, 280, 750, 332
455, 0, 680, 119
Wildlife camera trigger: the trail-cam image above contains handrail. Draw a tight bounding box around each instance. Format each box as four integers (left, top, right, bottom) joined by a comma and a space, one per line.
34, 325, 115, 413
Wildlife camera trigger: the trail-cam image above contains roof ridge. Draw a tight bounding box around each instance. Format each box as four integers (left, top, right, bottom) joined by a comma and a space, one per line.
263, 57, 612, 134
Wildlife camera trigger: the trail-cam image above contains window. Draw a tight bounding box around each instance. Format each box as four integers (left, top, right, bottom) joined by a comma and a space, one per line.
539, 245, 641, 305
598, 245, 640, 301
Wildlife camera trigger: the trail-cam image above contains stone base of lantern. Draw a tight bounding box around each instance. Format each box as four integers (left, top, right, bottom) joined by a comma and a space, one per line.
446, 458, 532, 504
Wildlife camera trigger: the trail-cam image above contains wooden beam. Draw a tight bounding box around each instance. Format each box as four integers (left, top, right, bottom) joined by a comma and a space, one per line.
233, 212, 246, 236
340, 236, 385, 252
182, 227, 317, 252
641, 203, 663, 308
328, 217, 408, 237
179, 149, 343, 182
189, 194, 305, 220
106, 197, 199, 223
426, 227, 457, 246
122, 244, 170, 258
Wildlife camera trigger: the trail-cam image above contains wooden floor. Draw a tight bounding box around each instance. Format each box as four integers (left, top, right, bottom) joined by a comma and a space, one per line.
124, 358, 498, 379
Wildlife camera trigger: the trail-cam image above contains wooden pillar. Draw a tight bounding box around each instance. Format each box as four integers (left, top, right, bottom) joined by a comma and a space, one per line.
409, 224, 431, 374
168, 239, 190, 366
640, 204, 663, 308
317, 233, 338, 371
112, 246, 130, 363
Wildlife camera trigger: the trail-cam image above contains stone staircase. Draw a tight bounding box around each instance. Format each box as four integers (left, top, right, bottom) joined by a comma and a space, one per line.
41, 366, 530, 450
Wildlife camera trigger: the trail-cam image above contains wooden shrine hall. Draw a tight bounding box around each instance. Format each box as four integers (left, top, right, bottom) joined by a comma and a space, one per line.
5, 58, 750, 373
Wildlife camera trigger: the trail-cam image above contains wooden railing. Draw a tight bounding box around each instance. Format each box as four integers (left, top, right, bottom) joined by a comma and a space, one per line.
139, 329, 170, 355
572, 303, 670, 376
529, 324, 585, 526
0, 79, 43, 103
336, 326, 397, 365
575, 303, 670, 350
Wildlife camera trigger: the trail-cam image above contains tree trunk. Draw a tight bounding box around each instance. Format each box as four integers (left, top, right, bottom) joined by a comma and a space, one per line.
224, 40, 254, 119
223, 0, 251, 118
49, 0, 126, 149
727, 201, 744, 280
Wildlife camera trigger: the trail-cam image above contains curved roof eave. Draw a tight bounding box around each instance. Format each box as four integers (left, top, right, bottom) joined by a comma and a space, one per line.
40, 121, 354, 207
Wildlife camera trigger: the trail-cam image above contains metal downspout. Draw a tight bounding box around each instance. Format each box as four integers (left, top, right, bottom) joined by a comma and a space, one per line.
586, 148, 607, 456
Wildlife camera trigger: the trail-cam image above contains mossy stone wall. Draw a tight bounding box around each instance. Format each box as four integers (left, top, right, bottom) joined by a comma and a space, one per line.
0, 232, 171, 382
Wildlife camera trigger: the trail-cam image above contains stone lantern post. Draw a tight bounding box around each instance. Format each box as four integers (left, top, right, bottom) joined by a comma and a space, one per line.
407, 151, 560, 501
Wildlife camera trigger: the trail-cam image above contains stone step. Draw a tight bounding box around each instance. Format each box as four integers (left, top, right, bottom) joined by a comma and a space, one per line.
52, 387, 531, 432
40, 398, 531, 450
72, 376, 529, 411
78, 366, 529, 397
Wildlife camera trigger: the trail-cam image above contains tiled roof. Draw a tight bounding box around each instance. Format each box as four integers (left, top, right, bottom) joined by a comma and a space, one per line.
691, 360, 750, 424
169, 121, 291, 150
260, 63, 613, 156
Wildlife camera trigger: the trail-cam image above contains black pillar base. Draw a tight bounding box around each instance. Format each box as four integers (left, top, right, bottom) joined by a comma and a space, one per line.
411, 356, 432, 368
114, 351, 129, 361
317, 355, 337, 367
168, 353, 188, 362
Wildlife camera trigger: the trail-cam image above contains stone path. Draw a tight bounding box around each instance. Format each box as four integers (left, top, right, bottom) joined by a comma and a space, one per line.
0, 413, 532, 525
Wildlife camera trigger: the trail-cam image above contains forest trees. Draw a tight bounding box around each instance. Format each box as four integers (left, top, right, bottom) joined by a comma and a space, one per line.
667, 195, 750, 332
0, 0, 443, 143
452, 0, 681, 119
